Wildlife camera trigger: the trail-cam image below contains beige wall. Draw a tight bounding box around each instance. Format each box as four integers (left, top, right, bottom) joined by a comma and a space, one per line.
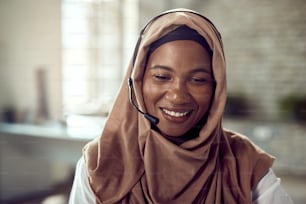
0, 0, 62, 122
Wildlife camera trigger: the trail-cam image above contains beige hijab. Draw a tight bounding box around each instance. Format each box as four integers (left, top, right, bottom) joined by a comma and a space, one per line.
83, 9, 274, 204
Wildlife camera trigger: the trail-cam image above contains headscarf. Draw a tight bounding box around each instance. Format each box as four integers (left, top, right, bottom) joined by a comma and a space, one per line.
148, 25, 212, 57
83, 8, 274, 204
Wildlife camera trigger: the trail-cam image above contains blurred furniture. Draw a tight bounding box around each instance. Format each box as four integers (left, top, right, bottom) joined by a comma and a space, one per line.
0, 117, 104, 203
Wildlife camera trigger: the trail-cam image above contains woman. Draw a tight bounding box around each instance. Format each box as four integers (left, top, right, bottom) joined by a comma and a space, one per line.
69, 8, 293, 204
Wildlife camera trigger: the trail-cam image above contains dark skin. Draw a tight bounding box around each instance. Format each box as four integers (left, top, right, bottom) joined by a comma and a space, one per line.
142, 40, 214, 137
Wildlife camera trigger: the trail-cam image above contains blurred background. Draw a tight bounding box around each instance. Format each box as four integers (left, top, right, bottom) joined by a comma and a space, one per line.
0, 0, 305, 203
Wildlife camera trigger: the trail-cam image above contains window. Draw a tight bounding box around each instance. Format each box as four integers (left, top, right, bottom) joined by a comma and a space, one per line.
61, 0, 138, 116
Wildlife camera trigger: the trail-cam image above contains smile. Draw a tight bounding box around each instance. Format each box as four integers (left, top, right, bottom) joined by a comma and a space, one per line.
162, 108, 190, 118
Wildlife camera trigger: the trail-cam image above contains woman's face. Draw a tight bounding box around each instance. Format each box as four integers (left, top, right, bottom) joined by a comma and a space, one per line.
142, 40, 214, 137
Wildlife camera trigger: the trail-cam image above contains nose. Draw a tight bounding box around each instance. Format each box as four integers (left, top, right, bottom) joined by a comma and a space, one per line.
165, 80, 191, 104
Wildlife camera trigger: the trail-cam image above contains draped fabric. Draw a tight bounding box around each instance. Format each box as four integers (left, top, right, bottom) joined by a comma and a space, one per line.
83, 9, 274, 204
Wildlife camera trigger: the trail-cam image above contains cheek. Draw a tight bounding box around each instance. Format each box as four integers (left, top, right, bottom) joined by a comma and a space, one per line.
142, 81, 159, 108
193, 90, 213, 112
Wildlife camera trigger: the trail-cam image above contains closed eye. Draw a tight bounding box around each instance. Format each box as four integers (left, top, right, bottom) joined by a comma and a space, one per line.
190, 77, 212, 84
153, 74, 171, 81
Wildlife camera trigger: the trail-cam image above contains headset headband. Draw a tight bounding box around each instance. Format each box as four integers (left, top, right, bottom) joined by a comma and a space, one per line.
132, 9, 222, 66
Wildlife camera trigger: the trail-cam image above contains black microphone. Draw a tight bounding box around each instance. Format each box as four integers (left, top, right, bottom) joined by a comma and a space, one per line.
128, 78, 159, 125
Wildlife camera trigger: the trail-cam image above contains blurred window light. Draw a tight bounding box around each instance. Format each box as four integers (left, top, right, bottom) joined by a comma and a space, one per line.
61, 0, 138, 116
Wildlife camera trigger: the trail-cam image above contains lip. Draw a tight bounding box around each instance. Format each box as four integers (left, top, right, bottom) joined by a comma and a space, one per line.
160, 107, 192, 123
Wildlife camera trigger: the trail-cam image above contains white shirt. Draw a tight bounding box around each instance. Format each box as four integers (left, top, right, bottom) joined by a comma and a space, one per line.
69, 157, 293, 204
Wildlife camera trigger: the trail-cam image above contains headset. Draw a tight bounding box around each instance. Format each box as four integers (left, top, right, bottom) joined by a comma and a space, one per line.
128, 9, 222, 125
128, 78, 159, 124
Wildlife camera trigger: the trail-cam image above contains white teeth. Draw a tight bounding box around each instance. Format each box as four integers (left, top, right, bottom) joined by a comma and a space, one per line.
162, 109, 189, 117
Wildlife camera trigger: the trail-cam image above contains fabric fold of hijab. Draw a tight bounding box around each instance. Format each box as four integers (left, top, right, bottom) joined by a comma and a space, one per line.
83, 9, 274, 204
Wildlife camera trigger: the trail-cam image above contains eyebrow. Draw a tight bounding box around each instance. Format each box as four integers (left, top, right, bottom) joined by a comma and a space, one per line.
150, 65, 212, 75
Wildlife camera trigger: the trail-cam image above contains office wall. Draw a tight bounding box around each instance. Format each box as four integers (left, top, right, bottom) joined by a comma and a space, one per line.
0, 0, 62, 122
203, 0, 306, 119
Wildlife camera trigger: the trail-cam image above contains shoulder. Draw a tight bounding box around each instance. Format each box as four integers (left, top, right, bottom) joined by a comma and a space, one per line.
222, 129, 275, 187
223, 129, 273, 159
222, 129, 261, 160
68, 157, 96, 204
252, 169, 293, 204
224, 129, 255, 148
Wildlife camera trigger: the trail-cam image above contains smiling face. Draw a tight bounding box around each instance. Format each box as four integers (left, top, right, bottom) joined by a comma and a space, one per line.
142, 40, 214, 137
